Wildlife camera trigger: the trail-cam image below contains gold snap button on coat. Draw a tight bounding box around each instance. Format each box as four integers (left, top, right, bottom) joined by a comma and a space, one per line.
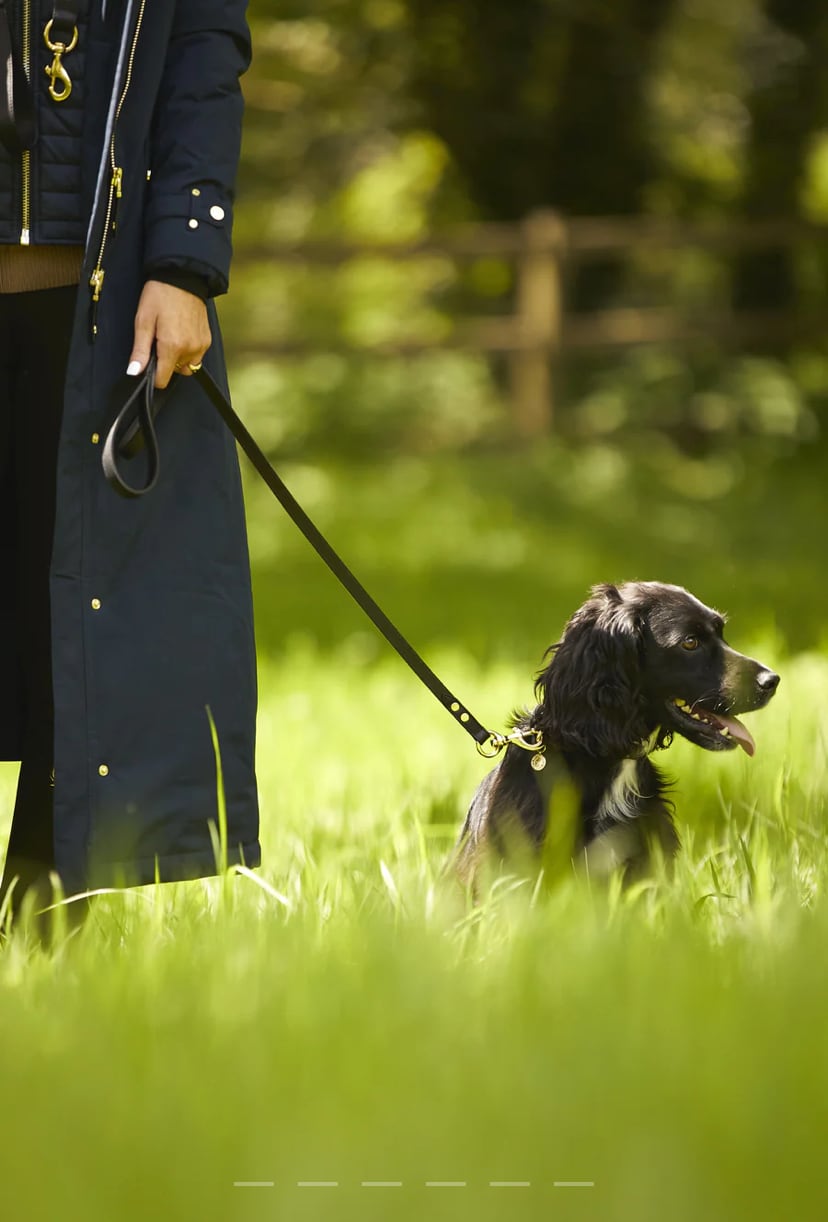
98, 764, 109, 777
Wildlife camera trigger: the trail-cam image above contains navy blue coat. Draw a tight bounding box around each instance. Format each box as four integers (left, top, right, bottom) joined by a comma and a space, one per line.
6, 1, 260, 891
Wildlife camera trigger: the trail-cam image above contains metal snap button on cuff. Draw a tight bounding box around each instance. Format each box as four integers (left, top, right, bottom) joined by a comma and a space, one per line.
91, 598, 101, 610
188, 218, 199, 230
98, 764, 109, 777
209, 205, 225, 221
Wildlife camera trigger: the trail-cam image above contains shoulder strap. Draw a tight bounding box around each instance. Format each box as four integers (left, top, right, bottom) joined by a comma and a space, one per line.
47, 2, 82, 46
0, 0, 34, 154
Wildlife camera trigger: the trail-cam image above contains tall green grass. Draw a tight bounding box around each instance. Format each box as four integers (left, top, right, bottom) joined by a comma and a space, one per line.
1, 639, 826, 1221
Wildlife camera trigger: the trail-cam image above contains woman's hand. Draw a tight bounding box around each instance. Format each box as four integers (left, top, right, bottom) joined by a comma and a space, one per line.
127, 279, 212, 388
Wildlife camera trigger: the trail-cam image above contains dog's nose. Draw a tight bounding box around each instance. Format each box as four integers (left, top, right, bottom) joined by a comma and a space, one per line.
757, 669, 780, 696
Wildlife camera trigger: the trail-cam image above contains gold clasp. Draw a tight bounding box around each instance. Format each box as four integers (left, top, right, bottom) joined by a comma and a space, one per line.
43, 21, 78, 103
476, 727, 545, 759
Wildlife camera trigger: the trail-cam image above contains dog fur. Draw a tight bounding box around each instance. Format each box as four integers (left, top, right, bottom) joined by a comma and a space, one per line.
453, 582, 780, 887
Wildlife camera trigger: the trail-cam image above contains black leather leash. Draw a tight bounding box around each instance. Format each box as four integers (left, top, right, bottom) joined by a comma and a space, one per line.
102, 358, 546, 763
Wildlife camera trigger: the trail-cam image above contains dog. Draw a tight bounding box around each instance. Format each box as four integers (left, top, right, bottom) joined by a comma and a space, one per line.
453, 582, 780, 887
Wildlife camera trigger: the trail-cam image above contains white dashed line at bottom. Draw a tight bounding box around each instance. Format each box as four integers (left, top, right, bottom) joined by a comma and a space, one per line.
234, 1178, 595, 1189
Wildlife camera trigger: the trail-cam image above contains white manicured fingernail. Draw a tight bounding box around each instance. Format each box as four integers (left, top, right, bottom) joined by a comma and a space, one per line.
126, 360, 142, 376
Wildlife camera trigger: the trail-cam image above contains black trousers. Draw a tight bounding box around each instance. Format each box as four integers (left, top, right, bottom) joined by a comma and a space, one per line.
0, 285, 76, 927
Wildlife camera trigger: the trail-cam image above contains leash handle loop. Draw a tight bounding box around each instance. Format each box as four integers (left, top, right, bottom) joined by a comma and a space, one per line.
101, 354, 161, 498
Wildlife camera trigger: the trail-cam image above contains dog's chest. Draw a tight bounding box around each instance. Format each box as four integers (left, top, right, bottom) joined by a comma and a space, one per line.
595, 757, 642, 825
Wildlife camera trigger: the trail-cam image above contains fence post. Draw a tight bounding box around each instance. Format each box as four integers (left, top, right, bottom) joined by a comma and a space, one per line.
511, 210, 565, 436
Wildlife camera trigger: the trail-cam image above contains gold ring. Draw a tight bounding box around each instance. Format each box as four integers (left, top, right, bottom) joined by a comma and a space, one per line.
188, 362, 202, 372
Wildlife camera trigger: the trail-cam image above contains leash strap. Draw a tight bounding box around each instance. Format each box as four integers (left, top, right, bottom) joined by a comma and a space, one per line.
193, 366, 495, 746
101, 360, 495, 747
0, 0, 34, 153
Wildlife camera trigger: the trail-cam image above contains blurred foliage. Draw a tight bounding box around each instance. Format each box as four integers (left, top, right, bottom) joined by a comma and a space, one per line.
245, 433, 828, 669
225, 2, 828, 666
226, 0, 828, 465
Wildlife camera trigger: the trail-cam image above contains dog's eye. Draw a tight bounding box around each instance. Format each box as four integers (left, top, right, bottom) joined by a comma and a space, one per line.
681, 635, 700, 651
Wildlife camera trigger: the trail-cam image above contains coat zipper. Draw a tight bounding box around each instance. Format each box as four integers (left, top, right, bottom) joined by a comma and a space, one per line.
89, 0, 146, 334
19, 0, 31, 244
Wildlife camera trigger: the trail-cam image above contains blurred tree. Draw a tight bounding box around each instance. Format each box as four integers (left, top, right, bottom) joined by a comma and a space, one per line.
233, 1, 828, 455
403, 0, 676, 305
238, 1, 414, 236
734, 0, 828, 312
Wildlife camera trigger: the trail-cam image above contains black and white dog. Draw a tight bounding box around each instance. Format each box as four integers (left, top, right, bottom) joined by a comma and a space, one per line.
454, 582, 780, 886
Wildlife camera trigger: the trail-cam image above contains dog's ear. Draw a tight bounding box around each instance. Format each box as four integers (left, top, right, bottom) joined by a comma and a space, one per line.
536, 587, 648, 757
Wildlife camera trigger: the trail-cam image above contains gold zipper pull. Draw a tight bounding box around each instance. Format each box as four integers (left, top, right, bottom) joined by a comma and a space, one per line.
90, 267, 105, 302
89, 267, 105, 339
110, 166, 124, 232
87, 0, 148, 339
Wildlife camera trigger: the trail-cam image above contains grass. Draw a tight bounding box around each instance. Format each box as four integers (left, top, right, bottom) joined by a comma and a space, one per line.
1, 444, 827, 1221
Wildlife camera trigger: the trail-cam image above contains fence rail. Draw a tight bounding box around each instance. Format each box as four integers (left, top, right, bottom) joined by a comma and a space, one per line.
234, 212, 828, 435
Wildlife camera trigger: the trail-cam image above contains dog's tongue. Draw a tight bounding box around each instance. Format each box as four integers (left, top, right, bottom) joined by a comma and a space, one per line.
706, 710, 756, 757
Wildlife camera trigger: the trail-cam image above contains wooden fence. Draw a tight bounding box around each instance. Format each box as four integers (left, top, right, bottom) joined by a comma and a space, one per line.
233, 212, 828, 436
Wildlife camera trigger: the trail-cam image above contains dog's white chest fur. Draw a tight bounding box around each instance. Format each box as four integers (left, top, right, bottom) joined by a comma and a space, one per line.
583, 758, 647, 877
596, 757, 642, 824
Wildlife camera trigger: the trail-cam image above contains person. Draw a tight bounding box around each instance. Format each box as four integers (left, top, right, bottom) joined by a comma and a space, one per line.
0, 0, 260, 935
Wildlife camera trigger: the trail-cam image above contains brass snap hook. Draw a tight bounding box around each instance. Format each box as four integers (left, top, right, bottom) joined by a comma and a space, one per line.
507, 727, 545, 753
43, 20, 78, 103
475, 727, 546, 760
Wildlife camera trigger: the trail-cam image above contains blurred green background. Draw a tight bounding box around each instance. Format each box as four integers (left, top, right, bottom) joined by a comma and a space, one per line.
225, 0, 828, 664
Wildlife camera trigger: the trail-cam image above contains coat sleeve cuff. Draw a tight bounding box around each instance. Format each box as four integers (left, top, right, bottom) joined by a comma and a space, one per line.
144, 185, 234, 297
145, 265, 210, 302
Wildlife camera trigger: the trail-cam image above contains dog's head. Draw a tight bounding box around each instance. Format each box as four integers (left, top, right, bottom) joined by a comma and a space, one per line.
536, 582, 779, 759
